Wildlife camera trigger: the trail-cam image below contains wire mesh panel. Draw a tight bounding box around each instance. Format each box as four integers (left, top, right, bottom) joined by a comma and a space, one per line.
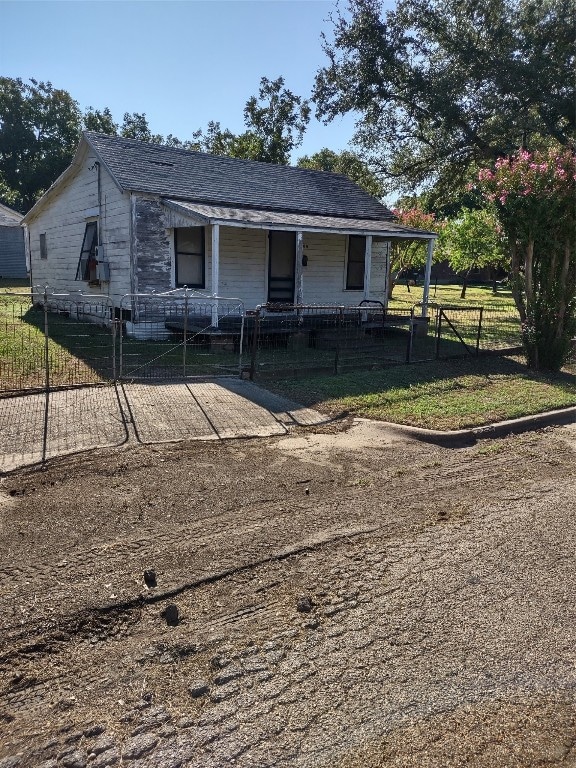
249, 303, 415, 379
436, 305, 483, 359
0, 289, 113, 393
118, 291, 245, 380
0, 290, 45, 392
478, 306, 522, 351
39, 291, 114, 386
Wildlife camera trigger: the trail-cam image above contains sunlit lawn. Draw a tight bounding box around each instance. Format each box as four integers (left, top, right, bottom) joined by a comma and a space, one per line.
266, 355, 576, 431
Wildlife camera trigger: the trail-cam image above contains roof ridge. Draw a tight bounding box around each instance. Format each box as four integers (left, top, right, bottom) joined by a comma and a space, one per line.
83, 132, 394, 220
83, 131, 383, 186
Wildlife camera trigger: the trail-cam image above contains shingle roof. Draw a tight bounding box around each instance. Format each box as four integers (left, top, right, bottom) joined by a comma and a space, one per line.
85, 132, 394, 221
0, 203, 23, 227
163, 200, 437, 238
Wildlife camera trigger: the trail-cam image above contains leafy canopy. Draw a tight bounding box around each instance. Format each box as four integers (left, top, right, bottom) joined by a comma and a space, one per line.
441, 208, 507, 275
314, 0, 576, 203
192, 77, 310, 164
297, 148, 385, 198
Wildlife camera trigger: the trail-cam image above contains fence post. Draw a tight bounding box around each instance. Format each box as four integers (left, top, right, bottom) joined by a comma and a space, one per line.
183, 290, 189, 377
119, 305, 124, 380
238, 308, 245, 378
41, 287, 50, 465
112, 317, 117, 382
476, 307, 484, 355
249, 309, 260, 381
435, 309, 443, 359
334, 307, 344, 374
406, 307, 414, 363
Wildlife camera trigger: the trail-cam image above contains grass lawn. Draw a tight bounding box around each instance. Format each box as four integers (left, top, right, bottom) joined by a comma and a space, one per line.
266, 355, 576, 431
388, 282, 516, 310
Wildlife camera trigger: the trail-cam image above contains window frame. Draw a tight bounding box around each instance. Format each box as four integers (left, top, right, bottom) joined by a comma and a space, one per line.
175, 227, 206, 289
345, 235, 366, 291
75, 221, 99, 282
39, 233, 48, 260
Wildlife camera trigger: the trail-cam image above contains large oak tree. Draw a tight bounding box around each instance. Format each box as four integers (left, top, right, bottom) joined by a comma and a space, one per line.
314, 0, 576, 204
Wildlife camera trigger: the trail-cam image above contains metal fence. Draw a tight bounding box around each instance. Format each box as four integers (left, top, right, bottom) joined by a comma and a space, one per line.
117, 291, 245, 380
247, 302, 523, 379
1, 288, 114, 393
0, 289, 524, 395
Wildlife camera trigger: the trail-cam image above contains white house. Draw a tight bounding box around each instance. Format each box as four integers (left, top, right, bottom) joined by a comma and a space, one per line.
22, 132, 437, 323
0, 202, 27, 279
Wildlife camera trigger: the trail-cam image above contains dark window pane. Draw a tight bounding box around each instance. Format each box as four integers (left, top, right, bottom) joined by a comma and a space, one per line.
175, 227, 205, 287
346, 235, 365, 289
76, 222, 98, 281
177, 253, 203, 286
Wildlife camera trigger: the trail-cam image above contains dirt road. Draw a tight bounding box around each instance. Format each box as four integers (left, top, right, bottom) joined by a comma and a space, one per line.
1, 420, 576, 767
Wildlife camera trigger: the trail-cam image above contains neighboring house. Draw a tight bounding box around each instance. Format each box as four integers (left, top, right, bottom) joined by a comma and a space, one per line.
23, 132, 437, 323
0, 203, 27, 279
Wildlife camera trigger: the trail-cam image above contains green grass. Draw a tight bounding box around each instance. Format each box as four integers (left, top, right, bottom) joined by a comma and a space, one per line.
388, 282, 517, 309
0, 285, 243, 390
265, 355, 576, 431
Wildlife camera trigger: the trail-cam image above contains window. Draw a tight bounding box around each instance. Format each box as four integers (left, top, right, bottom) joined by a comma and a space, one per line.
175, 227, 205, 288
76, 221, 98, 281
346, 235, 366, 290
39, 233, 47, 260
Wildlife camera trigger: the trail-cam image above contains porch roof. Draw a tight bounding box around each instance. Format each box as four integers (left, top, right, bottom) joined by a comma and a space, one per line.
162, 199, 438, 240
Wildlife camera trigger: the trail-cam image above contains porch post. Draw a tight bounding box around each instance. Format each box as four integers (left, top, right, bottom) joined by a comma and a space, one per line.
363, 235, 373, 300
211, 223, 220, 326
295, 231, 304, 305
421, 238, 434, 317
383, 240, 391, 311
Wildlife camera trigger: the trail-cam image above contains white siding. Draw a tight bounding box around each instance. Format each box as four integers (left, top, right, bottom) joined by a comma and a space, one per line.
299, 233, 388, 306
218, 227, 267, 307
27, 151, 131, 300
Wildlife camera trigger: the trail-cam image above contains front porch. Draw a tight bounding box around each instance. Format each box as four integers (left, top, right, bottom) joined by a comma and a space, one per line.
158, 198, 437, 315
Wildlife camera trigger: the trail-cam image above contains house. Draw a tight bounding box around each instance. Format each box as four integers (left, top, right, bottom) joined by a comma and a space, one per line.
22, 132, 437, 330
0, 202, 27, 279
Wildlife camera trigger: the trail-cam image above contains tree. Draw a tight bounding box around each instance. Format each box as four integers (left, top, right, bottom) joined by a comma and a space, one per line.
0, 77, 82, 211
243, 76, 310, 164
297, 148, 385, 197
388, 207, 441, 298
314, 0, 576, 204
192, 77, 310, 164
441, 208, 507, 297
478, 147, 576, 370
190, 120, 265, 159
83, 106, 118, 135
119, 112, 164, 144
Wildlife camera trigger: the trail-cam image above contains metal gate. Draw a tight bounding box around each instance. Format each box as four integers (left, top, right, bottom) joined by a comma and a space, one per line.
118, 290, 246, 380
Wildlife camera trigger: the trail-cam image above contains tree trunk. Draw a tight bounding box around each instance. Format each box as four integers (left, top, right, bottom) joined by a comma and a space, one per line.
460, 268, 473, 299
491, 267, 498, 294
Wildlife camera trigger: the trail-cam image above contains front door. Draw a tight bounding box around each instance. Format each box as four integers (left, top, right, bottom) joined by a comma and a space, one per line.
268, 231, 296, 304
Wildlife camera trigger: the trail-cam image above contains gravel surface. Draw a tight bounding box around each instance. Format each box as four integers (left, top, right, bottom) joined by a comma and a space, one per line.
1, 419, 576, 766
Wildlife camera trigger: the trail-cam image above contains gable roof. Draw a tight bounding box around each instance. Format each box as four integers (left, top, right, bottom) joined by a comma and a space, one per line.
84, 132, 394, 221
0, 202, 23, 227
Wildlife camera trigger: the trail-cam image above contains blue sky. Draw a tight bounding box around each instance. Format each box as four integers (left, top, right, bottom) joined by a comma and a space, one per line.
0, 0, 369, 162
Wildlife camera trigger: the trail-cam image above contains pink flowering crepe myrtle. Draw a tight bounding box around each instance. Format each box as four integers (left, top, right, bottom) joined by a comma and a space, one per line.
475, 147, 576, 370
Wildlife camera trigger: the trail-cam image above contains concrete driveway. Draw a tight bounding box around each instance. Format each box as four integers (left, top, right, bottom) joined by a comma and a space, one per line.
0, 378, 327, 473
